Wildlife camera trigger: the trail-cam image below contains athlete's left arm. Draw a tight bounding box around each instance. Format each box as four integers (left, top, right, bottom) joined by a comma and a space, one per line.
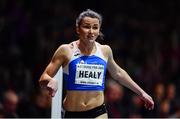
106, 45, 154, 110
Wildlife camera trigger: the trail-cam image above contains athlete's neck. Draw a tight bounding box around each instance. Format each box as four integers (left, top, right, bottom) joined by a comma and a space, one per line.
77, 40, 96, 55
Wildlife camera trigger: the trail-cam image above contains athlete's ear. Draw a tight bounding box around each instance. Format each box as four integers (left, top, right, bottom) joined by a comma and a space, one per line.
76, 27, 80, 34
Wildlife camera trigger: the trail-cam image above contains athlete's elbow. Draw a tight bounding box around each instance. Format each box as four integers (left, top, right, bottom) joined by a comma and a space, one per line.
39, 72, 46, 82
112, 72, 121, 80
39, 75, 44, 84
113, 69, 127, 80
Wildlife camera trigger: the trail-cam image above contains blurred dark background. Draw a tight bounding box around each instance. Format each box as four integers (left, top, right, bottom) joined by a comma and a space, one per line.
0, 0, 180, 118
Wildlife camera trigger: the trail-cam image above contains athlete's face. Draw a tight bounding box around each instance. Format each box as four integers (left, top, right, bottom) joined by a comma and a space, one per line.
76, 17, 100, 43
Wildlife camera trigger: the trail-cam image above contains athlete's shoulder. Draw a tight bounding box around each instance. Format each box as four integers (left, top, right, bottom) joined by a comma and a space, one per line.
56, 41, 77, 52
96, 42, 112, 53
55, 44, 69, 54
53, 42, 74, 59
96, 42, 112, 59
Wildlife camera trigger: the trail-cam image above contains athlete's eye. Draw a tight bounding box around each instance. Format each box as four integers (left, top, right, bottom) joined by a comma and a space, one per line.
93, 26, 98, 30
82, 25, 91, 29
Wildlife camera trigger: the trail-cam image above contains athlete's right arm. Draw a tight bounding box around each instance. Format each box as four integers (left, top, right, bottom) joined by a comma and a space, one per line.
39, 45, 69, 90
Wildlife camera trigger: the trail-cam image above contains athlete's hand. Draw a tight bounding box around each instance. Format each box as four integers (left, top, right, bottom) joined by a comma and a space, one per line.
141, 92, 154, 110
47, 78, 58, 97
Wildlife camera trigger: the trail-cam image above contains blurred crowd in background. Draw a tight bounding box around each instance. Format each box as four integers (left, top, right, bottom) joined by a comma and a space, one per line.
0, 0, 180, 118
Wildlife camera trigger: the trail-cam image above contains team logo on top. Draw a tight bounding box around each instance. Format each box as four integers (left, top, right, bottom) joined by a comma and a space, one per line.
74, 50, 80, 56
80, 60, 85, 64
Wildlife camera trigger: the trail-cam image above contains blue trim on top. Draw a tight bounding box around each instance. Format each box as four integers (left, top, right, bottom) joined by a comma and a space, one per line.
64, 55, 107, 91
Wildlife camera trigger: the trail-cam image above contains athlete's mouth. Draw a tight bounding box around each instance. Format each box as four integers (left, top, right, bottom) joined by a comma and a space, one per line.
87, 35, 95, 39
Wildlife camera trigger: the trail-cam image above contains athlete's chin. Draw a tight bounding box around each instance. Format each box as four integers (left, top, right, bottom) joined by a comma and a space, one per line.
89, 40, 95, 43
88, 38, 96, 43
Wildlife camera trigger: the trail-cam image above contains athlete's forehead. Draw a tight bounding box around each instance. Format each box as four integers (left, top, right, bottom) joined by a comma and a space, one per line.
81, 17, 100, 25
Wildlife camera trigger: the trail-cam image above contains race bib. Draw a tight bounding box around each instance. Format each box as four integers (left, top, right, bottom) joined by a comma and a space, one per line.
75, 64, 104, 86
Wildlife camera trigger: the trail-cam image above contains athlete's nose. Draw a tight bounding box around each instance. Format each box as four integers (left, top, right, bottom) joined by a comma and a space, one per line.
88, 28, 93, 34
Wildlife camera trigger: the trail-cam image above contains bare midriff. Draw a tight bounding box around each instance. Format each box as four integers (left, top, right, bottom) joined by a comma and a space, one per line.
63, 90, 104, 111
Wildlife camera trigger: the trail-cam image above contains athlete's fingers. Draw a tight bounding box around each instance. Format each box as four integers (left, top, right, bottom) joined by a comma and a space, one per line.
47, 87, 56, 97
47, 80, 58, 97
144, 100, 154, 110
47, 79, 58, 91
51, 91, 56, 97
